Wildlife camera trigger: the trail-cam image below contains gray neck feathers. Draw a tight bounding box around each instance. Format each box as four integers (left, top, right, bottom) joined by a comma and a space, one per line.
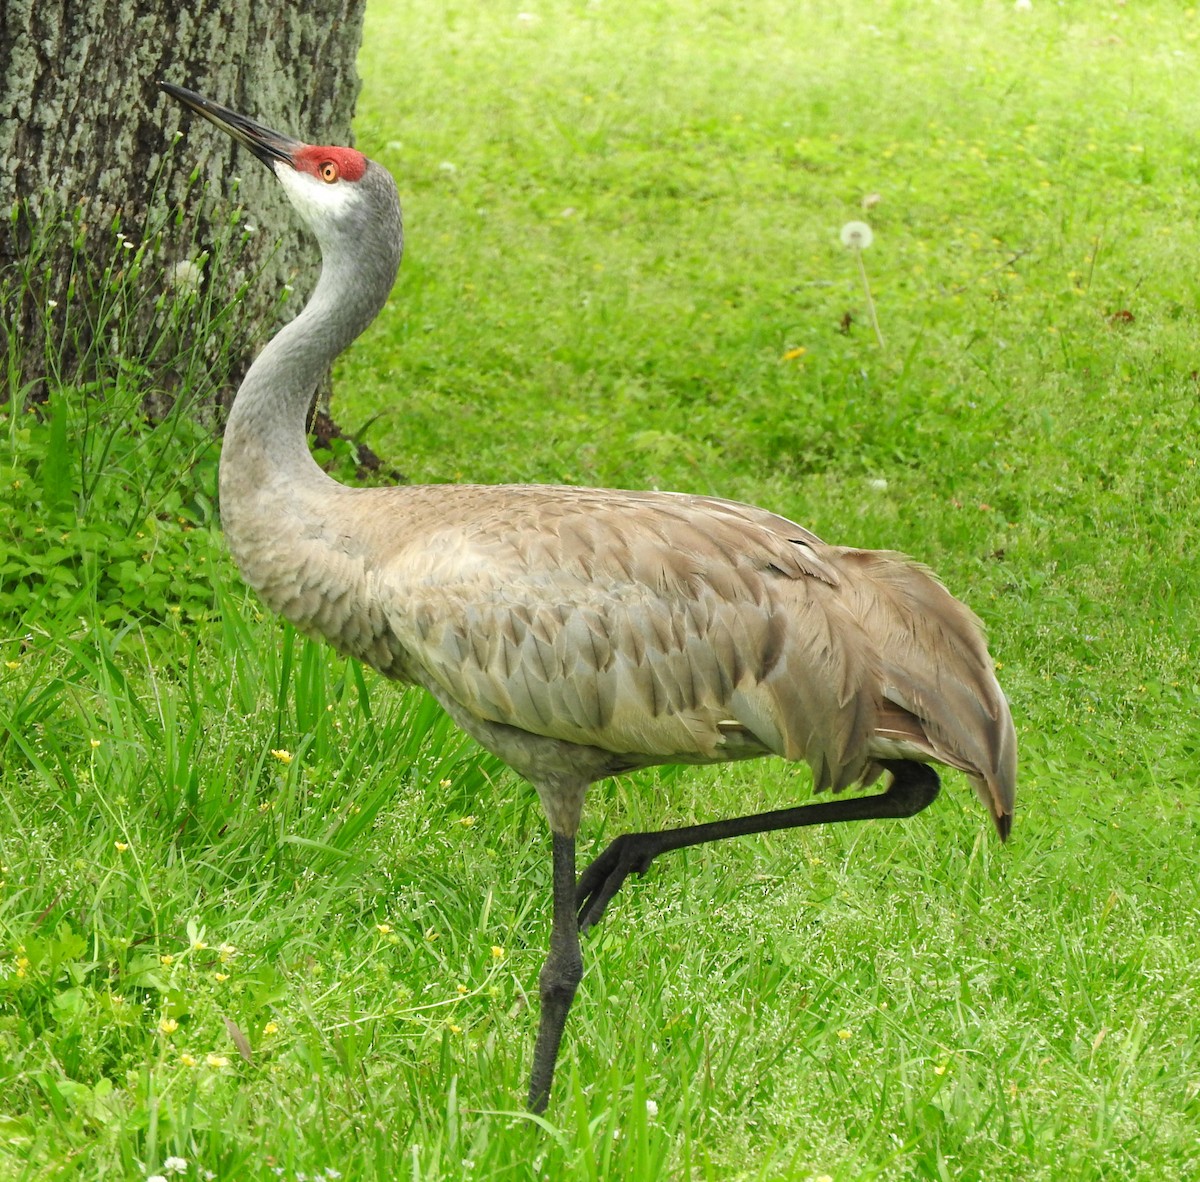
220, 164, 403, 499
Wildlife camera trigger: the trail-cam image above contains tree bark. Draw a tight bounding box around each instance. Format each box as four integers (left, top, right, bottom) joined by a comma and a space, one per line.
0, 0, 366, 415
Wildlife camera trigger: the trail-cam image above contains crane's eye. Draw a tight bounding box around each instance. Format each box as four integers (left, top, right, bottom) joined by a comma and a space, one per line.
320, 161, 339, 184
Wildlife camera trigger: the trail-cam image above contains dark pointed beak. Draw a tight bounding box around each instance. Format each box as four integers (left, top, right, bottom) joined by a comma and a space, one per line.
160, 81, 302, 171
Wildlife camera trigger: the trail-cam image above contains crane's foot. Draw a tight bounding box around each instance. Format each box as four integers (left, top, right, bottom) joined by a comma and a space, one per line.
576, 832, 665, 932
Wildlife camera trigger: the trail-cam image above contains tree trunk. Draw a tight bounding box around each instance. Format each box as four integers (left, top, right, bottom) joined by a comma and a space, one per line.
0, 0, 366, 419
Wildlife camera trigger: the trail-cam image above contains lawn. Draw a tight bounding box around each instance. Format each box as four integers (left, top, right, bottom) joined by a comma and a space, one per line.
3, 0, 1200, 1178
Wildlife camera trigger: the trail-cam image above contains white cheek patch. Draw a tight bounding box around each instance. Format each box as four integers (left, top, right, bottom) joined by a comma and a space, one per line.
275, 164, 362, 229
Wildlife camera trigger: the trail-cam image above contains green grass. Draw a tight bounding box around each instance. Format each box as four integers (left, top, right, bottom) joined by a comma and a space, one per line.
4, 0, 1200, 1177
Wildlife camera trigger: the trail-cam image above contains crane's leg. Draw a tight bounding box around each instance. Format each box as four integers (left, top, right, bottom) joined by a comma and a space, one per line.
577, 760, 939, 931
527, 831, 583, 1113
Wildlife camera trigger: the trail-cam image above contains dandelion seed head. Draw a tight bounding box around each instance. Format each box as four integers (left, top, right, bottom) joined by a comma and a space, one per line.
840, 221, 874, 250
168, 259, 204, 294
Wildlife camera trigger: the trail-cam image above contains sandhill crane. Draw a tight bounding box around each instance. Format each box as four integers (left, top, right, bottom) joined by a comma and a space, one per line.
160, 81, 1017, 1114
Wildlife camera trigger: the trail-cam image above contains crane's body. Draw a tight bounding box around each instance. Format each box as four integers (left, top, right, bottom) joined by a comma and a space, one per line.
161, 82, 1017, 1115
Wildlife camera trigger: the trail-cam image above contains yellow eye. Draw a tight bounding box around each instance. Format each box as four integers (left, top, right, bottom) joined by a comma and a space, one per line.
320, 161, 339, 183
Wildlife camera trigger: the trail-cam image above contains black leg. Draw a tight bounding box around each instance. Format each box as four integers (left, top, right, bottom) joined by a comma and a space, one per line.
527, 831, 583, 1113
576, 760, 940, 931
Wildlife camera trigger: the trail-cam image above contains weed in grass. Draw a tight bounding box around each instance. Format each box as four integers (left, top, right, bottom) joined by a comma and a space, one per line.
840, 219, 884, 350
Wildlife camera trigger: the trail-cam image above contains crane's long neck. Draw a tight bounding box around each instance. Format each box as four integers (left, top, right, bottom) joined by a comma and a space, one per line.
220, 255, 378, 497
217, 171, 403, 611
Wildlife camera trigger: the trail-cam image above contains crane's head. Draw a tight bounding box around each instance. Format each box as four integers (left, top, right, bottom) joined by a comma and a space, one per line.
160, 81, 402, 280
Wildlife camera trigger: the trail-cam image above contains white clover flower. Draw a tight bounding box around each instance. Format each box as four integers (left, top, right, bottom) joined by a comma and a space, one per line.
867, 477, 888, 491
840, 220, 874, 250
645, 1098, 659, 1118
147, 1176, 168, 1182
163, 1158, 188, 1174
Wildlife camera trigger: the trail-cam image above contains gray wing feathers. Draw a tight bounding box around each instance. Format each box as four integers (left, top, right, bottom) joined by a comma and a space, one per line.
372, 485, 1014, 822
831, 549, 1017, 823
